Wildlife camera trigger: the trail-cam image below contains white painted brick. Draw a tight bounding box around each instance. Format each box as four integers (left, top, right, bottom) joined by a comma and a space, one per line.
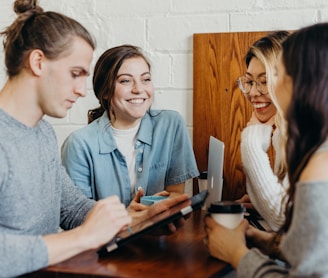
92, 17, 146, 51
171, 53, 193, 89
257, 0, 328, 9
152, 90, 193, 126
41, 0, 97, 16
172, 0, 256, 13
0, 3, 14, 27
0, 0, 327, 148
94, 0, 170, 17
320, 8, 328, 21
148, 54, 171, 89
149, 15, 229, 51
231, 10, 319, 31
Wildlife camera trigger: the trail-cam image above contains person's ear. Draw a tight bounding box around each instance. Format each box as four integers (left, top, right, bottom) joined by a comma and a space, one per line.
28, 49, 45, 76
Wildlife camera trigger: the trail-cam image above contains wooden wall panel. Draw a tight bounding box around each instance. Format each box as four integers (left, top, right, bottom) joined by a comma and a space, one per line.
193, 31, 268, 200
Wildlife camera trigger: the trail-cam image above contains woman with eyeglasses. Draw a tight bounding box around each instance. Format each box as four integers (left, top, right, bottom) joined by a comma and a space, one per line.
236, 31, 290, 231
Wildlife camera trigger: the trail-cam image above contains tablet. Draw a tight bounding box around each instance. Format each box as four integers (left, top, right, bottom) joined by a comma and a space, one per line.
98, 190, 208, 256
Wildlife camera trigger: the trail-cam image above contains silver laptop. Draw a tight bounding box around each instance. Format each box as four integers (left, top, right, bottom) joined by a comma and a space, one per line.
205, 136, 225, 209
204, 136, 271, 231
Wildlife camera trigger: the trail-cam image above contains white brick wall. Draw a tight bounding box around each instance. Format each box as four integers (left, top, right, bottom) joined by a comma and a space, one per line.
1, 0, 328, 145
0, 0, 327, 195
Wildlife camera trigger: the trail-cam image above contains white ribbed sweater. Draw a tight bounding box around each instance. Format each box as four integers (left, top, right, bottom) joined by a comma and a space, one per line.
241, 124, 288, 231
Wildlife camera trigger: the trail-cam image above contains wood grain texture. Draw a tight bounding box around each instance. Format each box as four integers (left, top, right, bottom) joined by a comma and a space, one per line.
193, 31, 268, 200
25, 211, 229, 278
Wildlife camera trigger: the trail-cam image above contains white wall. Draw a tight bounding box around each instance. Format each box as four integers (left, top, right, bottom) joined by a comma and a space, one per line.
0, 0, 327, 194
1, 0, 327, 146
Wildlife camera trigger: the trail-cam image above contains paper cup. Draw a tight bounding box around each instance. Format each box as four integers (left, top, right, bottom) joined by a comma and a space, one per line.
208, 201, 244, 229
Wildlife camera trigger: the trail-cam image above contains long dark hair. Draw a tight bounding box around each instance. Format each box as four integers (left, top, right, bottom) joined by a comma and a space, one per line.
278, 22, 328, 238
88, 45, 151, 124
1, 0, 95, 78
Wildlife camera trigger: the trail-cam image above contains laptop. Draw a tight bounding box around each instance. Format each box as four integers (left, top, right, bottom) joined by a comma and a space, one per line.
98, 190, 208, 256
205, 136, 225, 209
203, 136, 270, 231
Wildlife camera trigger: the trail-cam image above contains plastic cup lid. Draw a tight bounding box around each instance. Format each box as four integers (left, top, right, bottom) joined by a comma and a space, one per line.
208, 201, 244, 213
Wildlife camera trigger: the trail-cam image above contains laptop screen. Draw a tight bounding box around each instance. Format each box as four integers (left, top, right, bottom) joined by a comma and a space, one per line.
205, 136, 225, 209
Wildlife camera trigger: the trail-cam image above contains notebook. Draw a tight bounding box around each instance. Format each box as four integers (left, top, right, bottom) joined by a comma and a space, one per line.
98, 190, 209, 256
205, 136, 225, 209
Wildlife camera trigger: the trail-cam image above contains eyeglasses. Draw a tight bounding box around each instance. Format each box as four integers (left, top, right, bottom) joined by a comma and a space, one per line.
237, 76, 268, 95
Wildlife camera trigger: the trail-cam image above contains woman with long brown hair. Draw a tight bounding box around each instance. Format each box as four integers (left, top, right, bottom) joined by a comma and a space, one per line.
61, 45, 199, 210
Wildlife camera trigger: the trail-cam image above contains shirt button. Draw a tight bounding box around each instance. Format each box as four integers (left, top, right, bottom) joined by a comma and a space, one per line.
140, 149, 143, 153
138, 167, 143, 172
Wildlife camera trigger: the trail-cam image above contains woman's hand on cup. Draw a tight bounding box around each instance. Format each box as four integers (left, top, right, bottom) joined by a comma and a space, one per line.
204, 216, 249, 269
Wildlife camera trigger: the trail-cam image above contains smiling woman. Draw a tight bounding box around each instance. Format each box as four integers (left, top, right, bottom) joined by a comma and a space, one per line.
239, 56, 276, 123
61, 44, 199, 209
110, 56, 154, 128
237, 31, 290, 231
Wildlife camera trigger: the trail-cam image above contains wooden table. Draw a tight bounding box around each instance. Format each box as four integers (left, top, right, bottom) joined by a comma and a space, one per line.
26, 210, 232, 278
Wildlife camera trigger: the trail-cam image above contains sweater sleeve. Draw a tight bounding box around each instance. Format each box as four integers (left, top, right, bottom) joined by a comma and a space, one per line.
59, 164, 95, 230
0, 234, 48, 277
241, 124, 286, 231
238, 181, 328, 277
237, 248, 289, 278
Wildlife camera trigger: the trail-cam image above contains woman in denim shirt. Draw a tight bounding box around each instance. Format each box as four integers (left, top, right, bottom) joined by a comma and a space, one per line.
61, 45, 199, 210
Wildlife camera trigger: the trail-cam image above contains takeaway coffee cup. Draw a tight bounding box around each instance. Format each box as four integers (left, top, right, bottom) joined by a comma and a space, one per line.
207, 201, 244, 229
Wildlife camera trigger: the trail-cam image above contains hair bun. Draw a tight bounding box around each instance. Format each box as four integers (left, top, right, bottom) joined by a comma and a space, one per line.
14, 0, 43, 16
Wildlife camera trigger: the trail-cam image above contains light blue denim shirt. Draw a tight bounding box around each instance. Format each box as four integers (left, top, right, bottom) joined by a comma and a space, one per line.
61, 110, 199, 206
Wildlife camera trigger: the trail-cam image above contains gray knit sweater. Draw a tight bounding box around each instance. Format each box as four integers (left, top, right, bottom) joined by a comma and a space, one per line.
238, 140, 328, 277
0, 109, 95, 277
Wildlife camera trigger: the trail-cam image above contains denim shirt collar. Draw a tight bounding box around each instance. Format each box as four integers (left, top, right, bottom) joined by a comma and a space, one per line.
97, 111, 153, 154
137, 112, 153, 145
